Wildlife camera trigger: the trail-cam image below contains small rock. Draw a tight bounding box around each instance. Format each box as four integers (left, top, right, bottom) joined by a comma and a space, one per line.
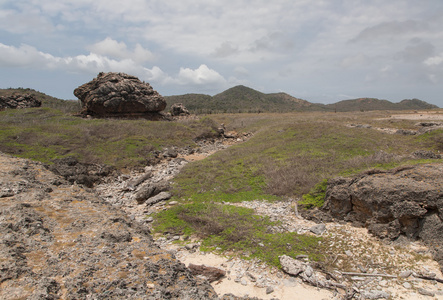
241, 279, 248, 286
145, 217, 154, 223
266, 286, 274, 294
418, 288, 435, 297
169, 201, 178, 205
402, 282, 412, 289
399, 270, 412, 278
309, 224, 326, 235
188, 264, 226, 282
361, 290, 390, 300
345, 250, 353, 257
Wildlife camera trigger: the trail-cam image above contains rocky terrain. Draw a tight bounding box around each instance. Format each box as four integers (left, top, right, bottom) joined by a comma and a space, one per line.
0, 152, 218, 299
2, 110, 443, 299
0, 94, 41, 110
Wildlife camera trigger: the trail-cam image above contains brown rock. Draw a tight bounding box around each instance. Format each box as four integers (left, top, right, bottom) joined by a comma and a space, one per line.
323, 164, 443, 269
74, 72, 166, 118
170, 103, 190, 116
188, 264, 226, 282
0, 94, 41, 110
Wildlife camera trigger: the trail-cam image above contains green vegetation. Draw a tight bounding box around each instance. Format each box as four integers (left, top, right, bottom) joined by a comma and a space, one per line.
154, 202, 323, 266
1, 88, 442, 271
300, 179, 328, 208
165, 86, 438, 114
0, 107, 220, 168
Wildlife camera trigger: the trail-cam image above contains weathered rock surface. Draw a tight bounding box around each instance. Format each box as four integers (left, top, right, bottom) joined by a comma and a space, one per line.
46, 156, 115, 188
0, 152, 218, 299
188, 264, 226, 282
323, 164, 443, 269
74, 72, 167, 118
170, 103, 190, 116
0, 94, 41, 110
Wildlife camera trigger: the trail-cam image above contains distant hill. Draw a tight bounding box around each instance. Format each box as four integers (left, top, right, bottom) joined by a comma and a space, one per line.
0, 88, 80, 113
165, 85, 323, 113
326, 97, 439, 112
166, 87, 438, 114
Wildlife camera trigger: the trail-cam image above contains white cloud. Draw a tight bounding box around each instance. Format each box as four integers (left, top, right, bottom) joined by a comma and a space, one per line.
173, 64, 227, 87
88, 38, 155, 63
424, 54, 443, 66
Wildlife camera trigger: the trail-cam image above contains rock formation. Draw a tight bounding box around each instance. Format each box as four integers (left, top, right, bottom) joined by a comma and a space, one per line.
0, 152, 217, 299
323, 164, 443, 270
170, 103, 190, 116
0, 94, 41, 110
74, 72, 166, 119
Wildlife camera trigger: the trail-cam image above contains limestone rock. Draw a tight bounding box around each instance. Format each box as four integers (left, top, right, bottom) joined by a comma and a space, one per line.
74, 72, 166, 118
323, 164, 443, 269
188, 264, 226, 282
0, 152, 217, 299
0, 94, 41, 110
170, 103, 190, 116
134, 180, 170, 204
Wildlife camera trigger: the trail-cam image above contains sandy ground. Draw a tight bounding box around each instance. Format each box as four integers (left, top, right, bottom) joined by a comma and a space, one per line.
175, 250, 335, 300
383, 111, 443, 120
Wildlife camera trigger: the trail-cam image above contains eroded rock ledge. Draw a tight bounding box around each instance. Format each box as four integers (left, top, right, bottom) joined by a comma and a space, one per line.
0, 152, 217, 299
322, 163, 443, 270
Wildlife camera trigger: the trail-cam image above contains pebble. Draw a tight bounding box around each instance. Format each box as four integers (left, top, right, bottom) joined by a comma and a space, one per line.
399, 270, 412, 278
169, 201, 178, 205
403, 282, 412, 289
266, 286, 274, 294
418, 288, 435, 297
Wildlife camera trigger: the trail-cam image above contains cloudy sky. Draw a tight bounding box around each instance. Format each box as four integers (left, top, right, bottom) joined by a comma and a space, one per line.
1, 0, 443, 106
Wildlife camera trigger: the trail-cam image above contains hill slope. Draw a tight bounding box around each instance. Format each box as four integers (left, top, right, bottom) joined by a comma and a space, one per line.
326, 97, 439, 112
166, 85, 323, 113
166, 86, 438, 114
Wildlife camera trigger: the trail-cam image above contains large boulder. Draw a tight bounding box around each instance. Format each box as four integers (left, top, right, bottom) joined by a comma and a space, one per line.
0, 94, 41, 110
323, 164, 443, 269
74, 72, 166, 118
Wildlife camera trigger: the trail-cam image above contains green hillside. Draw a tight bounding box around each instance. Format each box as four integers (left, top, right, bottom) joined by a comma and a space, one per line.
326, 97, 439, 112
166, 85, 321, 114
166, 87, 439, 114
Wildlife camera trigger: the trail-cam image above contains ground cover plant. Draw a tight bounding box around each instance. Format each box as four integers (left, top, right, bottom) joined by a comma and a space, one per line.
0, 107, 220, 168
1, 98, 442, 271
154, 202, 323, 267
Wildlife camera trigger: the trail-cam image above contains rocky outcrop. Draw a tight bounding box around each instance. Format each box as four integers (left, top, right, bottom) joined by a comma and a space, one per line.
46, 156, 115, 187
323, 164, 443, 269
170, 103, 190, 116
74, 72, 167, 119
0, 94, 41, 110
0, 152, 217, 299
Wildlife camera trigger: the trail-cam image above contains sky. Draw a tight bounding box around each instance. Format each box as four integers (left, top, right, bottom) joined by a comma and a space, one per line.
1, 0, 443, 107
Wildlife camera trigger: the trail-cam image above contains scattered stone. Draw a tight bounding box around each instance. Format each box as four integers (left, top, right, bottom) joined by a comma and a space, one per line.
361, 290, 390, 299
279, 255, 305, 277
134, 181, 170, 204
123, 172, 152, 191
418, 288, 435, 297
399, 270, 413, 278
188, 264, 226, 282
169, 201, 178, 205
309, 223, 326, 235
345, 250, 353, 257
403, 282, 412, 289
266, 286, 274, 294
